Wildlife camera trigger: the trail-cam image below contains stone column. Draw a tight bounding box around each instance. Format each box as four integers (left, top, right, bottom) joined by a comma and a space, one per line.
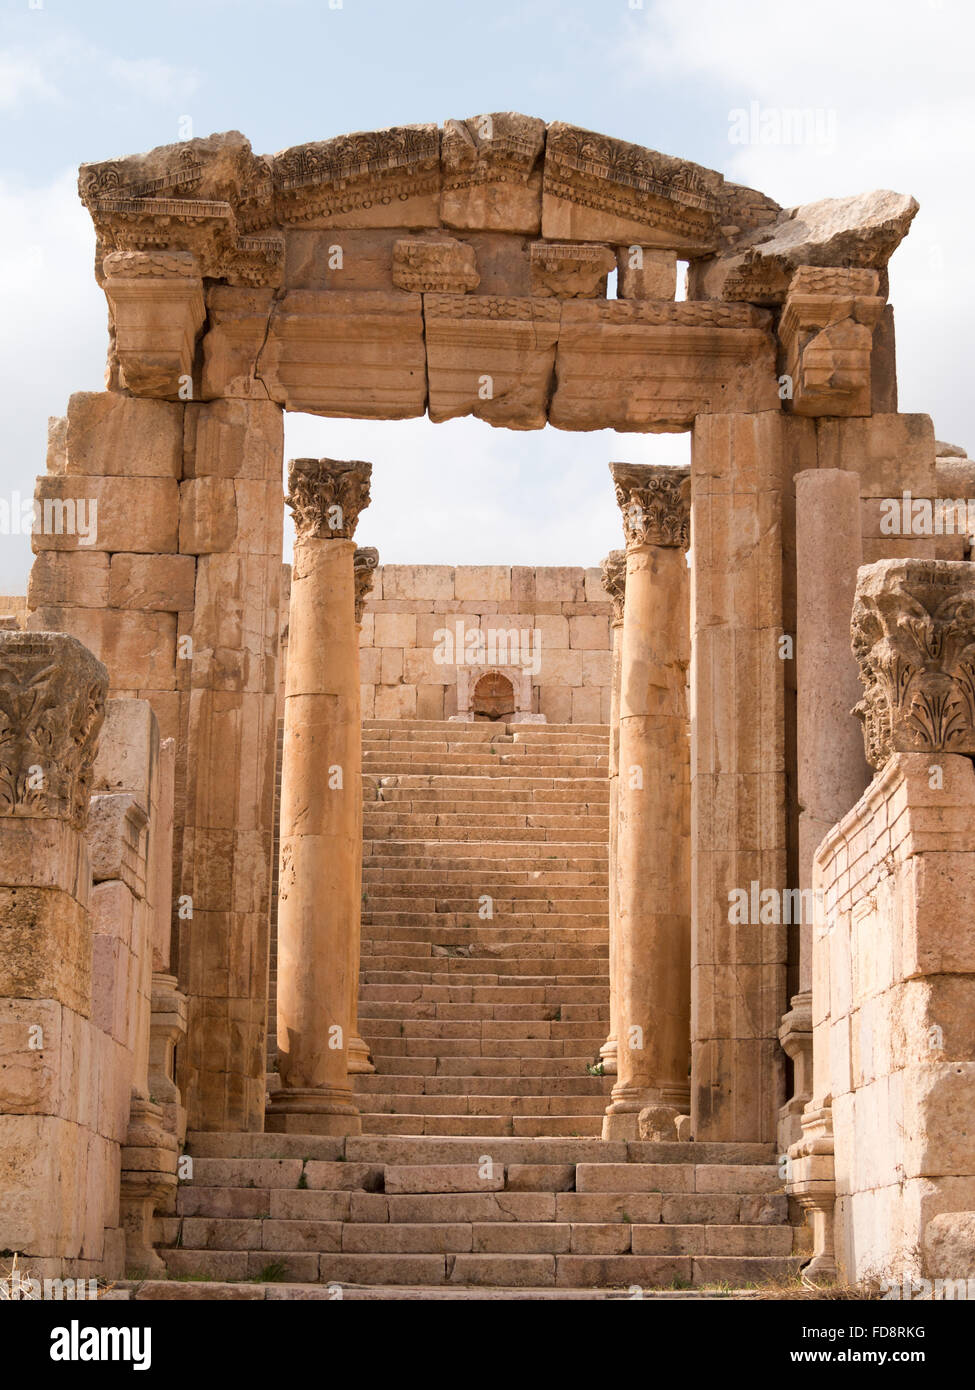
267, 458, 371, 1135
348, 545, 379, 1076
598, 549, 626, 1076
603, 464, 691, 1141
779, 469, 870, 1149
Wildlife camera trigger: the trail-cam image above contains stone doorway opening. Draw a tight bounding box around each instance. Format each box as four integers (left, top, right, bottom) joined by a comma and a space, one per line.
471, 670, 515, 720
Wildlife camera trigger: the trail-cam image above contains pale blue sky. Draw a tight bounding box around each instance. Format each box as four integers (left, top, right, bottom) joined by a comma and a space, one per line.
2, 0, 972, 589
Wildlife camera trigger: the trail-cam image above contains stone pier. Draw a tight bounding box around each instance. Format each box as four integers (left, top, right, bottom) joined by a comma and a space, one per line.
267, 458, 371, 1135
603, 464, 691, 1140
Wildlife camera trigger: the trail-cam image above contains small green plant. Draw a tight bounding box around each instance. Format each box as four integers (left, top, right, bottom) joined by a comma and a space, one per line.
621, 1213, 632, 1224
297, 1166, 308, 1190
254, 1260, 289, 1283
586, 1061, 605, 1076
552, 1006, 562, 1022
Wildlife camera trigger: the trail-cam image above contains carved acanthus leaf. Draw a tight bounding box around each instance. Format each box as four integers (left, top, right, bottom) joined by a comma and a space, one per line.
286, 458, 372, 542
353, 546, 380, 624
0, 632, 108, 828
600, 549, 627, 624
610, 462, 691, 550
851, 559, 975, 769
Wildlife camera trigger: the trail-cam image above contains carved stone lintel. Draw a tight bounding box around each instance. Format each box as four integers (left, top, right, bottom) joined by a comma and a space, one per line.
0, 631, 108, 828
353, 546, 380, 625
609, 462, 691, 550
600, 549, 627, 625
852, 559, 975, 770
286, 458, 372, 542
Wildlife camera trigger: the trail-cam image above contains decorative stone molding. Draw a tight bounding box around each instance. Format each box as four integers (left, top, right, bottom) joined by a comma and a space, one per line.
529, 242, 615, 298
353, 546, 380, 624
103, 252, 206, 398
0, 630, 108, 828
286, 458, 372, 542
600, 549, 627, 626
779, 265, 885, 417
852, 559, 975, 770
609, 462, 691, 550
393, 237, 479, 293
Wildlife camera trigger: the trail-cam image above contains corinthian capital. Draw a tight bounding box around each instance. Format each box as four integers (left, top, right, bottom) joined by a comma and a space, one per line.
600, 549, 626, 625
610, 462, 690, 550
0, 631, 108, 828
353, 546, 380, 624
286, 458, 372, 541
852, 558, 975, 770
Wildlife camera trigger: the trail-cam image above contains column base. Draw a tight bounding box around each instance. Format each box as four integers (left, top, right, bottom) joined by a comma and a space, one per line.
598, 1036, 618, 1075
348, 1035, 376, 1075
266, 1087, 362, 1136
603, 1083, 690, 1140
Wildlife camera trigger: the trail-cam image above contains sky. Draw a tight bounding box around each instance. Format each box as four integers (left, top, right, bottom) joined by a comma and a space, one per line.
1, 0, 973, 591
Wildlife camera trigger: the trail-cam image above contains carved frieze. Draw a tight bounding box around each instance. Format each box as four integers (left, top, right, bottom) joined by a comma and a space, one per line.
286, 458, 372, 542
542, 123, 722, 251
600, 549, 627, 624
0, 631, 108, 828
610, 462, 691, 550
353, 546, 380, 624
852, 559, 975, 769
272, 125, 440, 227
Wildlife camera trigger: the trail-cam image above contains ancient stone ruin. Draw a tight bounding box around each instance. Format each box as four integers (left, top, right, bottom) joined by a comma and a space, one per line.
1, 114, 972, 1300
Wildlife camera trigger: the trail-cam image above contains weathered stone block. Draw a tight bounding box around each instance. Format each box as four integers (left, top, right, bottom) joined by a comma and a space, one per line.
29, 608, 176, 692
109, 554, 196, 612
31, 476, 178, 554
27, 552, 110, 610
0, 888, 91, 1017
62, 392, 183, 478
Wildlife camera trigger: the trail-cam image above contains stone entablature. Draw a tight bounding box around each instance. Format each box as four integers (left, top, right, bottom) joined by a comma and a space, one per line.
79, 120, 917, 428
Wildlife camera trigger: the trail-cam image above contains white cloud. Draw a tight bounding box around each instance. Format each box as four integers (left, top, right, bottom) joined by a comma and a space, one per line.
107, 56, 201, 107
0, 49, 60, 109
0, 168, 103, 592
623, 0, 975, 449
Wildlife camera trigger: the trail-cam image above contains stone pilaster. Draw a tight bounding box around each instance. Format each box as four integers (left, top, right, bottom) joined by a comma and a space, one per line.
602, 464, 691, 1140
267, 459, 371, 1135
348, 545, 379, 1076
598, 548, 625, 1076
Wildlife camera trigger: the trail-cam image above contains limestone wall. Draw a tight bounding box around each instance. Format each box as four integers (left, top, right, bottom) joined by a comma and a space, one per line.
282, 563, 613, 724
808, 752, 975, 1284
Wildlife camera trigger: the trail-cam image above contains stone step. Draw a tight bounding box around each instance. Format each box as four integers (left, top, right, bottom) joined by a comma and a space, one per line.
353, 1073, 612, 1097
359, 971, 609, 988
158, 1247, 799, 1289
123, 1279, 750, 1300
360, 984, 607, 1005
364, 849, 608, 867
369, 786, 610, 805
361, 1093, 608, 1116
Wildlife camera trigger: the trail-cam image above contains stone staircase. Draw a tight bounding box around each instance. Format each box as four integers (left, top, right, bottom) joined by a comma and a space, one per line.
356, 718, 614, 1137
147, 718, 804, 1298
